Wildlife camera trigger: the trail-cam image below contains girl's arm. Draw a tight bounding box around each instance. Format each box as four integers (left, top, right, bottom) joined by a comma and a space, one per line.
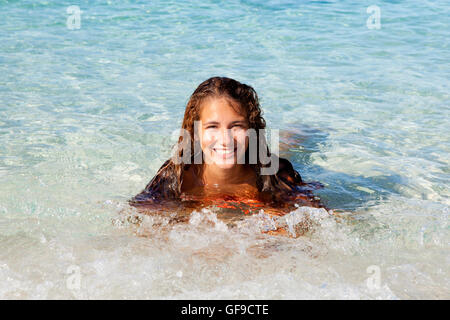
129, 159, 179, 206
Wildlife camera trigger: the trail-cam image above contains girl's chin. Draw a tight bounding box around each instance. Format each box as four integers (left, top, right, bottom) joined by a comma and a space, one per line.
213, 162, 238, 169
207, 159, 237, 168
204, 156, 243, 169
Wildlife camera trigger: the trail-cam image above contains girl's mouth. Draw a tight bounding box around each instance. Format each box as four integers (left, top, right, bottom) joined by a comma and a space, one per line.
212, 147, 236, 158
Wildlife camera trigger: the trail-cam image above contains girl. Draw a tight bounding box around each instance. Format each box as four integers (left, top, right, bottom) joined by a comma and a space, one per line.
129, 77, 322, 217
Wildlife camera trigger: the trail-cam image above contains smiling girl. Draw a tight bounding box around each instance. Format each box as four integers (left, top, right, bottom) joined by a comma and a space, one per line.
130, 77, 322, 215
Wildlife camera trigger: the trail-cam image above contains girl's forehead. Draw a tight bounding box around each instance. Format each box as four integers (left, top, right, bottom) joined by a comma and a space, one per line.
199, 96, 245, 119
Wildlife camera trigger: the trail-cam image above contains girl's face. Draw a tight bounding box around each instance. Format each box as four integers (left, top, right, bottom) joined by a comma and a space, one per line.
198, 97, 249, 169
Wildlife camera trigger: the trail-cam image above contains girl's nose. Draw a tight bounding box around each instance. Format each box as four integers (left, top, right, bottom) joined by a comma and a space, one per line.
218, 128, 234, 147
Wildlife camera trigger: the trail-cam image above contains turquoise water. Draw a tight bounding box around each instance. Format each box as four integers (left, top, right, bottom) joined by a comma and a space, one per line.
0, 0, 449, 299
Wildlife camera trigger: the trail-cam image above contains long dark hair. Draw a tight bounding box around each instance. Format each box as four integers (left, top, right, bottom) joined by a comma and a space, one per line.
130, 77, 305, 204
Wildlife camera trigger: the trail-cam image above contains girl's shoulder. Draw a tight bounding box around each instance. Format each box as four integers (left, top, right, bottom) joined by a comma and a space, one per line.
129, 159, 179, 205
276, 157, 304, 186
130, 157, 308, 206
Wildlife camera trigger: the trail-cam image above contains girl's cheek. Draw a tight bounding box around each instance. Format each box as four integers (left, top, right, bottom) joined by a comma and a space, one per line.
201, 131, 216, 147
234, 131, 248, 147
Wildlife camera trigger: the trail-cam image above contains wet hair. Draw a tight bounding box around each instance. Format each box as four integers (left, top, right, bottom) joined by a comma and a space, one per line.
130, 77, 309, 205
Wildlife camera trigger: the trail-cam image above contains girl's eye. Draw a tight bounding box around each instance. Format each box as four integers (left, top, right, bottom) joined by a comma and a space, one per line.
206, 125, 217, 129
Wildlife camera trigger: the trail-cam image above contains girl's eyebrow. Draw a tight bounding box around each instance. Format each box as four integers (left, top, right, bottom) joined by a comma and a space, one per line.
230, 120, 246, 125
203, 121, 219, 126
203, 120, 246, 126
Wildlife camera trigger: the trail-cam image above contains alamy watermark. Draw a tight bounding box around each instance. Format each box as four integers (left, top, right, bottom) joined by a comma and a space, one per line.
66, 264, 82, 298
66, 5, 82, 30
366, 5, 381, 29
65, 5, 381, 31
366, 265, 381, 290
169, 121, 280, 175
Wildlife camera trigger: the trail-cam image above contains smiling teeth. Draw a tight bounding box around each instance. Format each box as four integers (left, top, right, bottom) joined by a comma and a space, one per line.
213, 148, 234, 155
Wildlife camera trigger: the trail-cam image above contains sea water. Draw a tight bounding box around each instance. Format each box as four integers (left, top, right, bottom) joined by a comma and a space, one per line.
0, 0, 448, 299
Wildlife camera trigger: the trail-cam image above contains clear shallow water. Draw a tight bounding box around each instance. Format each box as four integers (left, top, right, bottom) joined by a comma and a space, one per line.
0, 0, 449, 299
